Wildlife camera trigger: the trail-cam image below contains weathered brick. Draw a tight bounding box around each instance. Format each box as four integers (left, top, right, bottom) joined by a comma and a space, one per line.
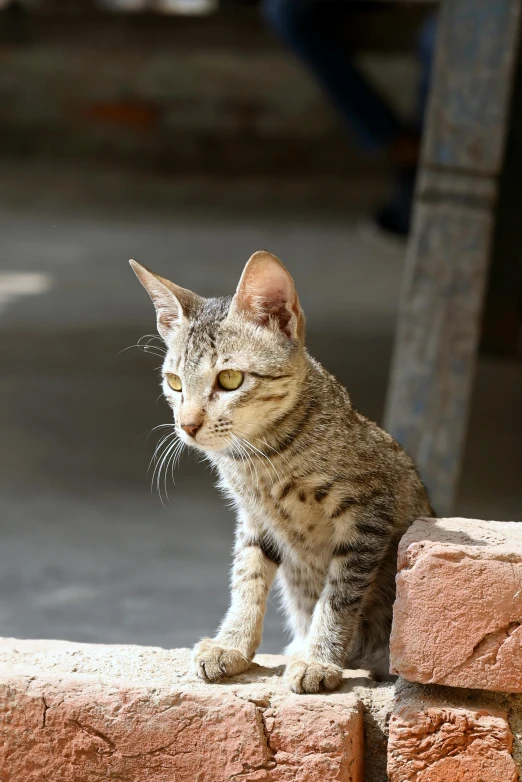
0, 639, 364, 782
390, 517, 522, 692
388, 680, 518, 782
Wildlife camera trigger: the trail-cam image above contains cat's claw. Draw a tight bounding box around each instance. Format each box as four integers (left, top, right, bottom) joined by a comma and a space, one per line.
192, 638, 251, 682
285, 659, 343, 694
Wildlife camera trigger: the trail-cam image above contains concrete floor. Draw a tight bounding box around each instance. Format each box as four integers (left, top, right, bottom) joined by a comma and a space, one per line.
1, 162, 521, 654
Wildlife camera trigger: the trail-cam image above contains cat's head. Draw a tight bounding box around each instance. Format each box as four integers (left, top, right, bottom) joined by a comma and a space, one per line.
130, 251, 307, 454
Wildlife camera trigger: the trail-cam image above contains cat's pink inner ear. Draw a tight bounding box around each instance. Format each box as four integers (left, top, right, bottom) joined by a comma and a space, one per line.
233, 251, 301, 339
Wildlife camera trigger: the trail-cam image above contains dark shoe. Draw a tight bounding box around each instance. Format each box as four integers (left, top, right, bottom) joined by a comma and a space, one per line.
359, 166, 416, 250
372, 202, 410, 240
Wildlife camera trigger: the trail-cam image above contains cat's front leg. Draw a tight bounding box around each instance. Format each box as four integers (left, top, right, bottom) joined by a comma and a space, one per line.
193, 528, 279, 682
285, 530, 390, 694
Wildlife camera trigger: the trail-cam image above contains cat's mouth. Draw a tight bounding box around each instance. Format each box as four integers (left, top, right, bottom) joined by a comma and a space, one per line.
178, 428, 230, 453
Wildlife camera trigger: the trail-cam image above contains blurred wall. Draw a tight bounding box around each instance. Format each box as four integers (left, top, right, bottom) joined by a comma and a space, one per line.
0, 3, 423, 174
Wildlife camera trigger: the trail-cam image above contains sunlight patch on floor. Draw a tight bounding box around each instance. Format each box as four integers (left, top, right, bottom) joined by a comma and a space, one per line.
0, 272, 53, 315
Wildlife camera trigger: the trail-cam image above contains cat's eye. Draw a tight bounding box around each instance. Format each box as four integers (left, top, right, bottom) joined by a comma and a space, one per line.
166, 373, 182, 392
218, 369, 244, 391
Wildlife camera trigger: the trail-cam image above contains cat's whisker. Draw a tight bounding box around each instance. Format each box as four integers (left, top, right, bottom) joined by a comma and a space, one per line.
119, 331, 167, 358
142, 422, 176, 445
137, 333, 167, 353
150, 432, 179, 482
232, 430, 279, 485
170, 440, 185, 480
234, 423, 285, 461
227, 434, 257, 495
255, 436, 296, 473
119, 343, 166, 360
169, 438, 185, 476
150, 435, 173, 485
137, 334, 166, 350
226, 434, 261, 508
247, 430, 298, 474
222, 433, 242, 466
162, 441, 177, 500
147, 418, 187, 502
149, 430, 178, 471
233, 422, 281, 455
240, 435, 277, 467
239, 438, 276, 487
147, 423, 176, 433
163, 438, 185, 500
154, 435, 182, 503
230, 434, 259, 494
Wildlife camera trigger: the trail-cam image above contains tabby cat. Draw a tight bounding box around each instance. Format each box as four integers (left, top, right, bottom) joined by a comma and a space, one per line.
130, 251, 433, 693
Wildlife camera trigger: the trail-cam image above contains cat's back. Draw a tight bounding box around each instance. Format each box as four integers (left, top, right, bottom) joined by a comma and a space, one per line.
305, 356, 433, 521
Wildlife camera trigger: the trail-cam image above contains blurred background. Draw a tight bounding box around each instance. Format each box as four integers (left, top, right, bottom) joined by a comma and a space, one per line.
0, 0, 521, 654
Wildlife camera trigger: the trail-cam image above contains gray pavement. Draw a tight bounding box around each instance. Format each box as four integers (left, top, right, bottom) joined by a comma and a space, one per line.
1, 162, 521, 653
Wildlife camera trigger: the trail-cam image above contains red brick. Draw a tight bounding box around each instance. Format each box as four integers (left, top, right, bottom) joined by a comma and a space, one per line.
387, 681, 518, 782
0, 639, 364, 782
390, 517, 522, 692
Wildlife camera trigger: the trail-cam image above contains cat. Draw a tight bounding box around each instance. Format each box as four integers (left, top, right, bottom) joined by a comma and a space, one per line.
130, 250, 433, 693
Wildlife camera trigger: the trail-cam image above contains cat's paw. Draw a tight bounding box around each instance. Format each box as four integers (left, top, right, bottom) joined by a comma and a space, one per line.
192, 638, 251, 682
285, 659, 343, 694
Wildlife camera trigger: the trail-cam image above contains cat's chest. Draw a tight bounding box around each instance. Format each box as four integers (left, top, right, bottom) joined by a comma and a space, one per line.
223, 467, 357, 548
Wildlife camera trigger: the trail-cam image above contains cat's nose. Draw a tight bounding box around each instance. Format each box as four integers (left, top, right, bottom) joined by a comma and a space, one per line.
181, 422, 202, 438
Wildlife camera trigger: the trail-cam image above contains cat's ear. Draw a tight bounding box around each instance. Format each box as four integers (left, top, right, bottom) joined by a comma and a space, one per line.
129, 259, 202, 341
230, 251, 304, 341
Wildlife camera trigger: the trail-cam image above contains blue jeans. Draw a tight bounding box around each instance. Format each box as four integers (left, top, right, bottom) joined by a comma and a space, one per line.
262, 0, 437, 154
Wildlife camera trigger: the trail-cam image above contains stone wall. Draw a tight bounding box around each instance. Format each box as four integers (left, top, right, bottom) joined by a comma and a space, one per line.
0, 640, 391, 782
388, 516, 522, 781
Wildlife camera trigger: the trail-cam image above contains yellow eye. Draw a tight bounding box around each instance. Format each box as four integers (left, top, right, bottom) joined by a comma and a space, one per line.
218, 369, 244, 391
166, 373, 182, 392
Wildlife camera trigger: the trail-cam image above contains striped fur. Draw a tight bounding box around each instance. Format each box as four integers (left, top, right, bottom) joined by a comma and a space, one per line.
130, 251, 434, 693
